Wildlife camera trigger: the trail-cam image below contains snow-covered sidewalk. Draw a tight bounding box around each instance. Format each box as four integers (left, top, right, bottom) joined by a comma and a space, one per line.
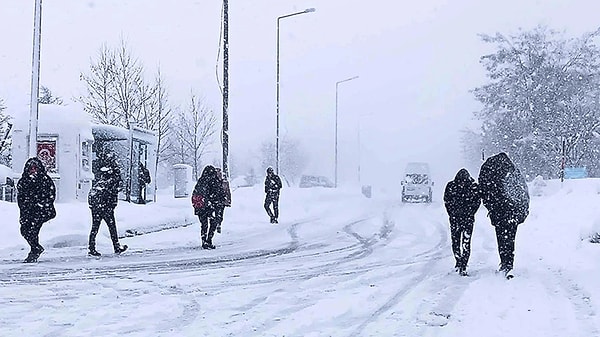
0, 186, 377, 261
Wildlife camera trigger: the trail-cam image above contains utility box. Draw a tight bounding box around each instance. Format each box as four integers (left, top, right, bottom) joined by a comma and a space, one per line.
173, 164, 193, 198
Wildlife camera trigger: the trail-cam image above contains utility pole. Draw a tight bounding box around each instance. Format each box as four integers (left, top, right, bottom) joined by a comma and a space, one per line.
222, 0, 230, 178
29, 0, 43, 158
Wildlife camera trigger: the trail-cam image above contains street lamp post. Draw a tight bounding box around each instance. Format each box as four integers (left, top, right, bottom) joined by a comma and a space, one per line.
334, 76, 359, 188
29, 0, 43, 158
276, 7, 315, 174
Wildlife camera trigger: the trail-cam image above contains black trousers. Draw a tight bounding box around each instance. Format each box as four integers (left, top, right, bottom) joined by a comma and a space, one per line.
492, 222, 518, 271
264, 192, 280, 219
198, 209, 217, 244
89, 207, 120, 251
20, 218, 44, 254
212, 206, 225, 227
449, 216, 474, 269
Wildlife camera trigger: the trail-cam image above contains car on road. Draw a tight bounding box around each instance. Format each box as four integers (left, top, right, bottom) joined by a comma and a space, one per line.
401, 162, 433, 203
299, 175, 335, 188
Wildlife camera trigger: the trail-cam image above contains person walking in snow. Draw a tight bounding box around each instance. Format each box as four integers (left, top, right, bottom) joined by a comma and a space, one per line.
17, 157, 56, 263
444, 168, 481, 276
192, 165, 221, 249
87, 152, 127, 256
212, 167, 231, 234
264, 167, 282, 224
478, 152, 529, 279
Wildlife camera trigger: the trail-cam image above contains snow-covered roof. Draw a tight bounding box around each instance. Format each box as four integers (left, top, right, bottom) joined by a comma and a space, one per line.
92, 124, 129, 141
12, 104, 93, 140
405, 162, 430, 174
92, 123, 156, 144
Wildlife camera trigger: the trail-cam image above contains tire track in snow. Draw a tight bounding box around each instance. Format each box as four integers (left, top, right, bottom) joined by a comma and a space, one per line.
347, 218, 449, 337
538, 267, 599, 336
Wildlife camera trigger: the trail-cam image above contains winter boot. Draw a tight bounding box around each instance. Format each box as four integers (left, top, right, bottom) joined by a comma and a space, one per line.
216, 225, 222, 234
88, 249, 102, 257
114, 245, 128, 254
23, 252, 38, 263
459, 266, 468, 276
202, 241, 215, 249
504, 268, 514, 280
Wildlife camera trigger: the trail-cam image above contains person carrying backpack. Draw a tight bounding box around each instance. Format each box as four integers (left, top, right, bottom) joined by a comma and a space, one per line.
87, 152, 128, 256
192, 165, 221, 249
478, 152, 529, 279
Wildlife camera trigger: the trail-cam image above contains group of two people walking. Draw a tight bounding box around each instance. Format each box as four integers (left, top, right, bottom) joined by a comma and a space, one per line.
444, 152, 530, 279
191, 166, 281, 249
17, 153, 129, 262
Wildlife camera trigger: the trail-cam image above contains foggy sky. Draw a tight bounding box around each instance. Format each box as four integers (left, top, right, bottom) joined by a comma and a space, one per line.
1, 0, 599, 188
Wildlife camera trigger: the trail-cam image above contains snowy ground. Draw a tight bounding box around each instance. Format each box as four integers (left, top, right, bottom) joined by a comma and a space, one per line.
1, 180, 600, 336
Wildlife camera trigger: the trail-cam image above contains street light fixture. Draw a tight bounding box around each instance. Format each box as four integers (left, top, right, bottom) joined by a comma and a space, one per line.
276, 8, 316, 174
335, 75, 359, 188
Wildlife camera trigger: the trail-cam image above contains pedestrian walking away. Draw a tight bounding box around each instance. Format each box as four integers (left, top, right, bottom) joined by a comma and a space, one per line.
192, 165, 221, 249
17, 157, 56, 263
478, 152, 529, 279
444, 168, 481, 276
212, 167, 231, 234
264, 167, 282, 224
87, 152, 128, 257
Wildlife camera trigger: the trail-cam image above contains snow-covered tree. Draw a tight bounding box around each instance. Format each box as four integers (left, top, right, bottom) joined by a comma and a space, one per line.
38, 86, 63, 105
470, 26, 600, 178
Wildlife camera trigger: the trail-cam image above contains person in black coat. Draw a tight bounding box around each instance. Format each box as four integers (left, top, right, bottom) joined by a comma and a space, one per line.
264, 167, 282, 223
17, 157, 56, 263
87, 152, 127, 256
444, 168, 481, 276
138, 162, 151, 204
192, 165, 221, 249
212, 167, 231, 234
478, 152, 530, 278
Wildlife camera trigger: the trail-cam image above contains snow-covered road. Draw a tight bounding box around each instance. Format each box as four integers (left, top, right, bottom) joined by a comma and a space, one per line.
2, 183, 600, 336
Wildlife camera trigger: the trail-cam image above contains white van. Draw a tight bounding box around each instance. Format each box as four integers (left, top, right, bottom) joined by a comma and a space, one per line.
401, 162, 433, 203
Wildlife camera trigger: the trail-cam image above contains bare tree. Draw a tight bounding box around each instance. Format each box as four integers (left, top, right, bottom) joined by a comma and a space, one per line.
79, 44, 119, 125
112, 39, 145, 128
80, 40, 150, 128
38, 85, 63, 105
143, 67, 172, 196
166, 93, 217, 178
260, 137, 307, 185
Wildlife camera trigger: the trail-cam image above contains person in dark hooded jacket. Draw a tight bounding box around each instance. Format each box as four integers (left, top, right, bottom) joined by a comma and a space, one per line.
87, 152, 127, 256
444, 168, 481, 276
264, 167, 282, 224
17, 157, 56, 263
212, 167, 231, 234
192, 165, 221, 249
478, 152, 529, 279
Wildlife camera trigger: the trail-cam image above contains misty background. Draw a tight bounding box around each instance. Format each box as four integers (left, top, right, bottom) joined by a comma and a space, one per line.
1, 0, 599, 190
